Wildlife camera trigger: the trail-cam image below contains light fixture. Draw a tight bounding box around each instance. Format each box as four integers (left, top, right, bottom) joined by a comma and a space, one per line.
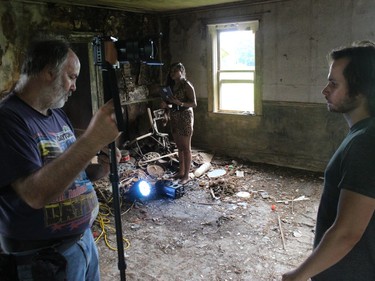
125, 179, 154, 202
123, 179, 185, 202
155, 180, 185, 199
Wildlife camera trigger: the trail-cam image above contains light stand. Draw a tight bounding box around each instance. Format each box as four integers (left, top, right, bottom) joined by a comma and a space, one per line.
108, 142, 126, 281
93, 36, 127, 281
92, 35, 162, 281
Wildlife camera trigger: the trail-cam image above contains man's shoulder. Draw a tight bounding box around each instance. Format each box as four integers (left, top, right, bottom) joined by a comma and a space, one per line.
0, 94, 25, 125
346, 118, 375, 153
368, 116, 375, 127
364, 117, 375, 137
0, 93, 30, 117
0, 92, 17, 108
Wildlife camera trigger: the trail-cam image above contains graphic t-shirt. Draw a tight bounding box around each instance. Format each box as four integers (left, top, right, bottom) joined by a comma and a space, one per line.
0, 93, 98, 240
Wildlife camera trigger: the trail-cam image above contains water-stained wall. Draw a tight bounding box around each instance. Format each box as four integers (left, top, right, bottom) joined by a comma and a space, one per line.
167, 0, 375, 171
0, 1, 169, 141
1, 2, 167, 89
2, 0, 369, 172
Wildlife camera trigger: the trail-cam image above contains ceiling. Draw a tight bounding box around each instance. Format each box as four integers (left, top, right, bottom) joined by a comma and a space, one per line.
17, 0, 266, 14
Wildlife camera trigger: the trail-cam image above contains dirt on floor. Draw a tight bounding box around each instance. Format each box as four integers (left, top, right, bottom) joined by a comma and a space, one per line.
93, 151, 324, 281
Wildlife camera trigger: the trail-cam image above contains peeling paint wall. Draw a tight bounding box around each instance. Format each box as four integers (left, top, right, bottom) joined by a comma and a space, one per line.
0, 1, 168, 143
167, 0, 375, 171
3, 0, 372, 172
0, 1, 164, 97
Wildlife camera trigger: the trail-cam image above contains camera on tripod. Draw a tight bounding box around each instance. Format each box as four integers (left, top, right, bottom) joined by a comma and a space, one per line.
92, 35, 163, 67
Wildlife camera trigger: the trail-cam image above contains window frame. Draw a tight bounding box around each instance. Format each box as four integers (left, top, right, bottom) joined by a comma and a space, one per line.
207, 19, 261, 116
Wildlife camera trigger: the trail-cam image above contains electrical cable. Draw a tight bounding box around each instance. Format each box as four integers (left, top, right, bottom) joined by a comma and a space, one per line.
94, 201, 134, 251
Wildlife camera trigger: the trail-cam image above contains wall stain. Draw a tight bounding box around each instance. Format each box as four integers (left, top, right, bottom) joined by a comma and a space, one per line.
1, 9, 16, 44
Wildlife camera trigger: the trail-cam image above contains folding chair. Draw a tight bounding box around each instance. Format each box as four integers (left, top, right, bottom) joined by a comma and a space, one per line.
124, 108, 171, 157
151, 108, 171, 152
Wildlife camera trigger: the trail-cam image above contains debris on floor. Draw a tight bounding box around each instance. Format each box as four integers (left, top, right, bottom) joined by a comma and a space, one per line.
93, 148, 324, 281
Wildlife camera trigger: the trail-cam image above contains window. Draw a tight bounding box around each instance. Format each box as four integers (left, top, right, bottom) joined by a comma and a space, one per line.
208, 20, 259, 115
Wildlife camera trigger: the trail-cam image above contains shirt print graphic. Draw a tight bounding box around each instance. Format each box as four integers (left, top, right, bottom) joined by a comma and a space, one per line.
35, 125, 97, 231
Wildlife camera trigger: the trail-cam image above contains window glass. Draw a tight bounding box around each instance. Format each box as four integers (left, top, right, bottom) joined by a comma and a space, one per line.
219, 30, 255, 71
209, 20, 259, 114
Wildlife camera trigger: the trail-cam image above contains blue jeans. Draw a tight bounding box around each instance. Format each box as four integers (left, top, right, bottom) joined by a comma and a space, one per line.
17, 229, 100, 281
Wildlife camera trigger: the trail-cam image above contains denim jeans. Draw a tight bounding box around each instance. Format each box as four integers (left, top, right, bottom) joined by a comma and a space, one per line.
17, 228, 100, 281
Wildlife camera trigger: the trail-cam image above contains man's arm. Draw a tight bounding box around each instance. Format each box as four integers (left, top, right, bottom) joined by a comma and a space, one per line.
282, 189, 375, 281
185, 81, 197, 108
11, 101, 120, 209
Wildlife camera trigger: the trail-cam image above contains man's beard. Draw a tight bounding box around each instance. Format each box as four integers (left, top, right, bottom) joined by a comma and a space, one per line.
327, 94, 359, 114
49, 78, 70, 109
51, 94, 68, 109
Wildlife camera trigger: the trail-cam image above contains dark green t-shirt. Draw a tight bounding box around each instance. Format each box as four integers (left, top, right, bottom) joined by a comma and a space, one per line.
313, 117, 375, 281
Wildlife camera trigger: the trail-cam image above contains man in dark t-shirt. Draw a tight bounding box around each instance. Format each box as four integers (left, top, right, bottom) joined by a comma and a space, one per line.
0, 39, 120, 281
282, 42, 375, 281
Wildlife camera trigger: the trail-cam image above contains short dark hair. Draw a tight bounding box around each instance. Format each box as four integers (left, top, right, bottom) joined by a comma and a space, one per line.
166, 62, 186, 87
329, 41, 375, 114
21, 39, 71, 76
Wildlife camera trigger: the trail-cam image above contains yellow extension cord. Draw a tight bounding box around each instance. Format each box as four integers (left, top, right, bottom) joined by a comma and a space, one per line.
93, 201, 133, 251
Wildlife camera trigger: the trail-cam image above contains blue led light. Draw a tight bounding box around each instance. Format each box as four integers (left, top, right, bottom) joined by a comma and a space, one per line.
125, 179, 153, 202
138, 180, 151, 197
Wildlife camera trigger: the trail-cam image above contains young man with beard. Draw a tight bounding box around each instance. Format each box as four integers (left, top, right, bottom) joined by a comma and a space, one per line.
282, 41, 375, 281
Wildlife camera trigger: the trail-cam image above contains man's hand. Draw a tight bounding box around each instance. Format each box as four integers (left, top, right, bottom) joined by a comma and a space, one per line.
81, 100, 121, 154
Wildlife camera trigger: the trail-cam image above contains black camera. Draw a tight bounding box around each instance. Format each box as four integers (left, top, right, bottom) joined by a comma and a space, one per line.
93, 36, 162, 67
